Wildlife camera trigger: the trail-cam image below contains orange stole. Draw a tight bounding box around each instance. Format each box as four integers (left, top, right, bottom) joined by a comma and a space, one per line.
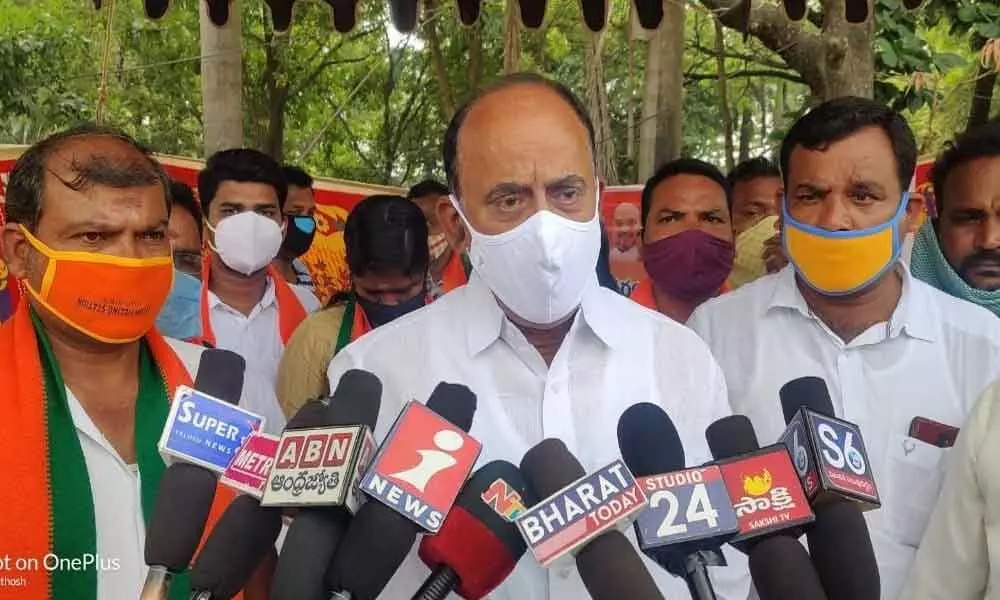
440, 251, 469, 294
193, 254, 308, 347
628, 278, 732, 312
0, 302, 240, 599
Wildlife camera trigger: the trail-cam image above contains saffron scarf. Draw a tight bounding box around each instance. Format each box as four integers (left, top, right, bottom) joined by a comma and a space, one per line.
0, 302, 238, 599
440, 251, 473, 295
628, 278, 731, 313
192, 253, 308, 347
911, 221, 1000, 317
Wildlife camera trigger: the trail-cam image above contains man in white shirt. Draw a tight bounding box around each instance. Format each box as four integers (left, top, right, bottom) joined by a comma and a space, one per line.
327, 73, 749, 599
688, 97, 1000, 600
194, 149, 320, 427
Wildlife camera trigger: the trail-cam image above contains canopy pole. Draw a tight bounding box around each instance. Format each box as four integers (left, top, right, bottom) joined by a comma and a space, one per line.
95, 0, 118, 124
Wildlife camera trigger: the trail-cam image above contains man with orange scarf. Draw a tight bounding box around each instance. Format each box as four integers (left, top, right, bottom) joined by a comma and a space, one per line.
0, 126, 268, 599
191, 149, 320, 432
407, 179, 471, 298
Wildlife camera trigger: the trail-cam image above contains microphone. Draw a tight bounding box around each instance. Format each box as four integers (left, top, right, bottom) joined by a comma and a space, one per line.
778, 377, 880, 600
518, 438, 662, 600
706, 416, 827, 600
269, 369, 382, 600
778, 376, 880, 509
328, 382, 481, 600
188, 495, 284, 600
142, 349, 248, 600
412, 460, 534, 600
618, 403, 739, 600
782, 0, 806, 20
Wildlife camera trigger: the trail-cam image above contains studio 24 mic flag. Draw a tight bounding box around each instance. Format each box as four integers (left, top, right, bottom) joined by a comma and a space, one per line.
359, 400, 482, 533
157, 386, 265, 474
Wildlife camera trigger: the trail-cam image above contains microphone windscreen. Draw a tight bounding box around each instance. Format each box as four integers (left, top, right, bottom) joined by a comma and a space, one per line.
580, 0, 606, 32
426, 382, 477, 431
329, 369, 383, 429
575, 531, 664, 600
807, 502, 880, 600
194, 349, 245, 404
747, 536, 828, 599
325, 506, 419, 598
706, 415, 760, 460
632, 0, 662, 29
617, 402, 685, 476
205, 0, 230, 26
782, 0, 807, 20
270, 510, 351, 600
516, 0, 547, 28
779, 376, 835, 423
265, 0, 295, 31
145, 463, 218, 570
190, 496, 283, 599
520, 438, 586, 498
419, 461, 534, 598
845, 0, 868, 23
285, 398, 334, 430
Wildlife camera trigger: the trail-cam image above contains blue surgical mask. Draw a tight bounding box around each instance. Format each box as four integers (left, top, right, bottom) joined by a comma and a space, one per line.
155, 269, 202, 340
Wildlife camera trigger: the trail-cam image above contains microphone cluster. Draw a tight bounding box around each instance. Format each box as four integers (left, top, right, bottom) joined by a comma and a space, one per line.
142, 356, 883, 600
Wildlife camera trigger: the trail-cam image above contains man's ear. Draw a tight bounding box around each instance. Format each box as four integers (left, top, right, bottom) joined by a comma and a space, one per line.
903, 192, 926, 235
1, 223, 30, 279
436, 197, 468, 253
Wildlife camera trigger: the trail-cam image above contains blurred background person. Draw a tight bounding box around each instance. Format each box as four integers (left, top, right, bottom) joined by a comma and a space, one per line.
274, 164, 317, 289
276, 194, 429, 416
912, 119, 1000, 316
727, 157, 784, 288
408, 179, 469, 298
630, 158, 734, 322
166, 179, 202, 277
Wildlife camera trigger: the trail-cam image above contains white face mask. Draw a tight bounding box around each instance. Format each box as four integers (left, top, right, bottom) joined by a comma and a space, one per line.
206, 211, 285, 276
450, 193, 601, 326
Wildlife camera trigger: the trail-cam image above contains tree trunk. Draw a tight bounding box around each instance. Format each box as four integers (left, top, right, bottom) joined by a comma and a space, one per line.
466, 18, 483, 89
967, 38, 997, 131
261, 28, 287, 160
700, 0, 875, 103
200, 0, 243, 155
637, 35, 661, 181
714, 19, 735, 171
738, 109, 752, 163
626, 7, 636, 178
585, 30, 618, 184
654, 0, 685, 166
503, 0, 521, 74
423, 0, 456, 119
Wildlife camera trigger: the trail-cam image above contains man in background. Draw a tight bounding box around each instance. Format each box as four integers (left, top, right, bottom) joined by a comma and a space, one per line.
727, 157, 785, 288
911, 119, 1000, 316
407, 179, 469, 298
166, 180, 202, 277
629, 158, 734, 322
689, 97, 1000, 599
273, 164, 317, 289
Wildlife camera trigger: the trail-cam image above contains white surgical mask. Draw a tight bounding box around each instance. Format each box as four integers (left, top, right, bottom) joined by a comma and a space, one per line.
450, 193, 601, 326
206, 211, 284, 276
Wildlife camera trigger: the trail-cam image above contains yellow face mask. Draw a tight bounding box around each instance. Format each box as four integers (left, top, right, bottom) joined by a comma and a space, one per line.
783, 193, 909, 296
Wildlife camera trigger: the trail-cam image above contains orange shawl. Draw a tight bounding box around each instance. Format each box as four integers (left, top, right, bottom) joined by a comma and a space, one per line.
0, 302, 238, 599
440, 250, 471, 294
629, 278, 732, 313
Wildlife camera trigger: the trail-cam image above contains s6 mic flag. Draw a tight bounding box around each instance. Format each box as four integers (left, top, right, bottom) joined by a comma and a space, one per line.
413, 460, 534, 600
519, 439, 662, 600
618, 403, 738, 600
778, 376, 881, 510
327, 382, 479, 600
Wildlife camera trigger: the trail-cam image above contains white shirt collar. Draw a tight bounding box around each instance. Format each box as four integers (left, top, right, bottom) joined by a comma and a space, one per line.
462, 273, 622, 357
207, 276, 277, 313
767, 263, 936, 343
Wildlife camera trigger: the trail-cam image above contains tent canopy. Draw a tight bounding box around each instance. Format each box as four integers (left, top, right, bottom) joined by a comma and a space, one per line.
92, 0, 926, 34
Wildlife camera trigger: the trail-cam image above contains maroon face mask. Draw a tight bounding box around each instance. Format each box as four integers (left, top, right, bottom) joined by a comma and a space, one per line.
642, 229, 735, 304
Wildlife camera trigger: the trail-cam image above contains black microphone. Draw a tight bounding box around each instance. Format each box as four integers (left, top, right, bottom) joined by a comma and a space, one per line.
326, 382, 479, 600
845, 0, 868, 23
412, 460, 534, 600
141, 349, 245, 600
706, 415, 828, 600
269, 369, 382, 600
188, 495, 283, 600
520, 439, 664, 600
618, 403, 738, 600
778, 377, 880, 600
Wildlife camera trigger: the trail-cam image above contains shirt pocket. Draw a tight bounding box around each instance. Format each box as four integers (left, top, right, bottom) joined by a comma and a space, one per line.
885, 433, 948, 547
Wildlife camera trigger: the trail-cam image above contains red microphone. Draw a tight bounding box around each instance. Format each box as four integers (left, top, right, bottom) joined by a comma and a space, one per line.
412, 461, 534, 599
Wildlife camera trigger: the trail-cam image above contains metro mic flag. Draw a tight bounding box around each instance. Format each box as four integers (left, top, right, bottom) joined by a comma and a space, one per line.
270, 369, 382, 600
706, 416, 828, 600
778, 376, 881, 510
706, 416, 815, 546
413, 461, 534, 600
189, 495, 283, 600
618, 403, 737, 600
518, 439, 663, 600
328, 382, 479, 600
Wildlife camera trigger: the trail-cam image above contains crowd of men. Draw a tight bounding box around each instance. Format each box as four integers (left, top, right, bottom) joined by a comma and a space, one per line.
2, 71, 1000, 599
